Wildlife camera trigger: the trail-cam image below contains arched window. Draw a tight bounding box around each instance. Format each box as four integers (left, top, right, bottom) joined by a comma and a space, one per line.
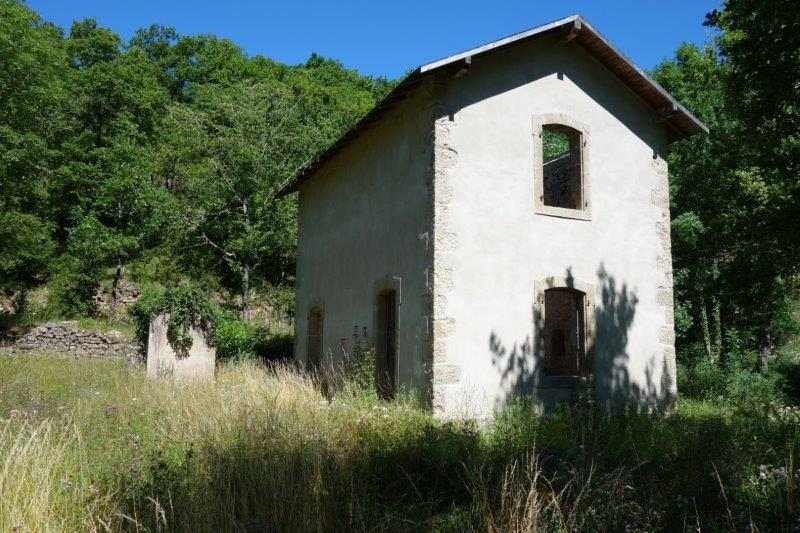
542, 124, 583, 210
533, 115, 591, 220
307, 307, 323, 371
543, 288, 586, 376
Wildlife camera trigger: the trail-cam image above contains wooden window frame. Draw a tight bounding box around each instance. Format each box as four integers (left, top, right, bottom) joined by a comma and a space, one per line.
534, 276, 595, 380
542, 288, 587, 377
533, 113, 592, 221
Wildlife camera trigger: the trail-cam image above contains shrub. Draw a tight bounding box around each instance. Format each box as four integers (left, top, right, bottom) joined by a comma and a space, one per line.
260, 332, 294, 362
681, 357, 728, 399
725, 370, 784, 414
128, 282, 166, 350
133, 288, 295, 362
214, 314, 263, 359
214, 313, 295, 361
772, 351, 800, 404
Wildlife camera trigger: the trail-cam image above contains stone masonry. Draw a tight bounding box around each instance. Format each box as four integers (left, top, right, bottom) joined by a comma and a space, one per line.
5, 321, 140, 363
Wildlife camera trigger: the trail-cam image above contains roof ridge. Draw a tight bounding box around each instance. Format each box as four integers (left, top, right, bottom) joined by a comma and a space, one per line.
278, 15, 707, 196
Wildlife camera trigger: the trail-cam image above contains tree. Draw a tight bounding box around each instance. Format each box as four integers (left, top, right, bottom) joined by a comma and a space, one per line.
705, 0, 800, 367
652, 44, 731, 361
653, 1, 800, 370
0, 0, 69, 293
1, 2, 394, 323
162, 81, 326, 317
45, 19, 172, 313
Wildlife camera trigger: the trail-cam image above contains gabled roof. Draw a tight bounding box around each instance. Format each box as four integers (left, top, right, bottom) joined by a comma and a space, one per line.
278, 15, 707, 196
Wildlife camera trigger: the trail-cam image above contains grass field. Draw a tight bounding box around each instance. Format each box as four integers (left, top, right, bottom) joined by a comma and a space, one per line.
1, 354, 799, 532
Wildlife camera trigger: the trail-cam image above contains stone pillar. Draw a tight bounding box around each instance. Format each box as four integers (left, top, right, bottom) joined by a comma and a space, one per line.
651, 155, 678, 406
146, 313, 216, 381
430, 86, 463, 417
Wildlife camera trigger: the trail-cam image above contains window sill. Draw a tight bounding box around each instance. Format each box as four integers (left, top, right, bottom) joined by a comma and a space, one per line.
535, 204, 592, 221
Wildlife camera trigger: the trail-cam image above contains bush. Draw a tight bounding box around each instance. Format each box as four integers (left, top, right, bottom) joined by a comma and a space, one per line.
260, 331, 294, 362
680, 357, 728, 399
772, 351, 800, 404
214, 313, 295, 362
128, 283, 166, 350
214, 314, 264, 360
725, 369, 784, 413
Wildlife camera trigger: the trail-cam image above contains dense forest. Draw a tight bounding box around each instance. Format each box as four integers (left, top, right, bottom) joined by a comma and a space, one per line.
0, 0, 392, 329
1, 0, 799, 375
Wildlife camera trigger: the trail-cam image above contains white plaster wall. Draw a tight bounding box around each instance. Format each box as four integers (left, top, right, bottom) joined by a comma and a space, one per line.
432, 36, 677, 417
295, 86, 434, 395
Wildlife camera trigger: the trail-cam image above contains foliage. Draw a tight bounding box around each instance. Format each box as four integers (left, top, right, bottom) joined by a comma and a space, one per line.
652, 1, 800, 369
0, 0, 388, 316
213, 313, 268, 360
0, 212, 54, 293
129, 282, 216, 356
127, 282, 165, 348
0, 0, 67, 293
541, 127, 570, 161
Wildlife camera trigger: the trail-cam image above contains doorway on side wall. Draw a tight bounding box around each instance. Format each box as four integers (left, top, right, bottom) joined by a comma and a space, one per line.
307, 307, 323, 373
375, 289, 398, 399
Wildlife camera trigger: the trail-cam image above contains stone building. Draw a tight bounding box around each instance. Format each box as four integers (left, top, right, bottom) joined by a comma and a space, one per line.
278, 16, 707, 418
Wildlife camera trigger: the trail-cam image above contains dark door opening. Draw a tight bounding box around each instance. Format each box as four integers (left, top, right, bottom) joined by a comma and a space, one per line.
307, 308, 323, 372
543, 288, 587, 376
375, 290, 397, 399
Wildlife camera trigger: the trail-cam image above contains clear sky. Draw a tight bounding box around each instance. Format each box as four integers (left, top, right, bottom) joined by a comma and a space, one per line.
27, 1, 720, 79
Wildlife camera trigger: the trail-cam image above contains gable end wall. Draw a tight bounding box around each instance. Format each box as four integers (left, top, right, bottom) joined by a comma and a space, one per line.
430, 36, 678, 418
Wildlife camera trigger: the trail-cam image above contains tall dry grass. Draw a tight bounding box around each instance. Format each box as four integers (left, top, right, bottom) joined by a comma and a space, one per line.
0, 356, 451, 531
0, 420, 105, 532
2, 354, 798, 531
1, 357, 331, 530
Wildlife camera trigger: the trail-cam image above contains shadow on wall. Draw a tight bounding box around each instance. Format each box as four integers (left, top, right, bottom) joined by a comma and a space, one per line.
490, 265, 674, 414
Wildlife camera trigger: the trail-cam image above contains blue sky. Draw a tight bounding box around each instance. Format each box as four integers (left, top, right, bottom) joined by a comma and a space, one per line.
27, 1, 720, 79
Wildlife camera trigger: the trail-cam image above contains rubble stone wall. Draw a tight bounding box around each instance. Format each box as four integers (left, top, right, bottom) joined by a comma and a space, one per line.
4, 321, 140, 363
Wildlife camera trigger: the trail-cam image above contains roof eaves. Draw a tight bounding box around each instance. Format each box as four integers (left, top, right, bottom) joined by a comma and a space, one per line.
574, 16, 708, 137
278, 15, 708, 197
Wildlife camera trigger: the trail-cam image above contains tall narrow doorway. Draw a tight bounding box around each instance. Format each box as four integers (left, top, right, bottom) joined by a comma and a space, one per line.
376, 290, 398, 399
307, 308, 323, 372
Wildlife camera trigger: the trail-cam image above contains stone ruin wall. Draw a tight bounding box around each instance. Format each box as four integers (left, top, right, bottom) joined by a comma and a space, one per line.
146, 313, 216, 381
3, 321, 141, 364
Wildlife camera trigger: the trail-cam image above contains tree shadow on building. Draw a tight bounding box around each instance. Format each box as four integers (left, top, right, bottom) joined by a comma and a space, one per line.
490, 265, 674, 414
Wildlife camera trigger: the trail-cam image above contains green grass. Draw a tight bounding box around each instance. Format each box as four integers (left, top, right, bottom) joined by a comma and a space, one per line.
1, 354, 799, 532
74, 317, 135, 337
